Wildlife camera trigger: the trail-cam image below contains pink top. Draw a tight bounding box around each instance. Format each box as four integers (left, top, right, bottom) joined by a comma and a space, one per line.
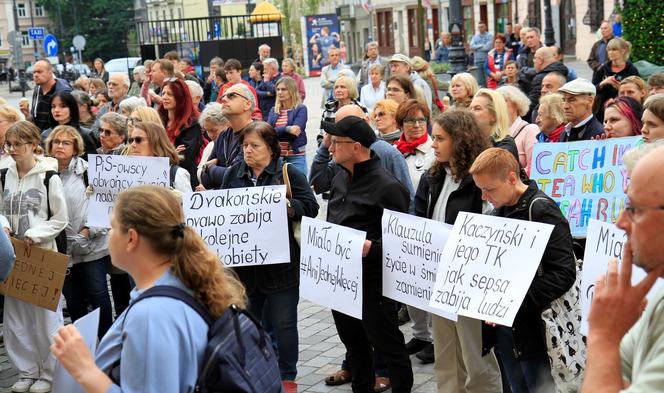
510, 117, 541, 175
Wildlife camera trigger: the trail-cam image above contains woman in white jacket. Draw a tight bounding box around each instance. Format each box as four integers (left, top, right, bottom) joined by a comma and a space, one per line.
0, 121, 68, 393
45, 125, 113, 339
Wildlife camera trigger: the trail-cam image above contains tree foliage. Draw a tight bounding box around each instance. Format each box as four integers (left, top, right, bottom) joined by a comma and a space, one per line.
622, 0, 664, 64
37, 0, 134, 61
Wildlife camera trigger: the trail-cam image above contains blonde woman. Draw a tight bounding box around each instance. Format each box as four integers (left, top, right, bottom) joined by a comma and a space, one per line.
267, 76, 308, 175
126, 106, 162, 138
0, 121, 68, 393
281, 58, 306, 101
592, 37, 640, 120
536, 93, 566, 142
372, 99, 401, 144
496, 85, 541, 174
0, 105, 23, 167
470, 88, 519, 162
360, 64, 386, 112
619, 75, 648, 104
52, 185, 246, 393
319, 75, 368, 142
450, 72, 479, 108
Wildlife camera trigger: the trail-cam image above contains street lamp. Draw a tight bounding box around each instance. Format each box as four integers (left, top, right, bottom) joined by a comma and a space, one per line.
543, 0, 555, 46
447, 0, 466, 75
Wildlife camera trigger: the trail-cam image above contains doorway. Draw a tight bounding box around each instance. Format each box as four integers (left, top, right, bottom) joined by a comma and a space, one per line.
560, 0, 576, 55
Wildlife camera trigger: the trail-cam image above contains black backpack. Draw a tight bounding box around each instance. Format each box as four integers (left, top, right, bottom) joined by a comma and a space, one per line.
123, 285, 282, 393
0, 169, 68, 254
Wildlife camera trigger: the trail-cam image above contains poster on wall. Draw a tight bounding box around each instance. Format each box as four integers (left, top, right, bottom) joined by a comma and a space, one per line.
301, 13, 340, 76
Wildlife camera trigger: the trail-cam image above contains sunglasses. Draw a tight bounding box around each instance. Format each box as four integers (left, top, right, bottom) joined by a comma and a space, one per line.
99, 127, 115, 137
221, 92, 250, 101
128, 136, 146, 145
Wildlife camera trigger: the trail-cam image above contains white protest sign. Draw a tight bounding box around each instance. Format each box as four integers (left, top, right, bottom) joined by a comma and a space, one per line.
299, 217, 365, 319
381, 209, 456, 321
52, 308, 100, 393
429, 212, 554, 326
581, 219, 663, 335
183, 186, 289, 267
87, 154, 170, 228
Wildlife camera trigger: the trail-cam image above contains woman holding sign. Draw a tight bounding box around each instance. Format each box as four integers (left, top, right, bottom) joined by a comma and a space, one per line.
51, 185, 247, 393
220, 121, 318, 392
128, 121, 193, 194
413, 110, 504, 393
0, 121, 68, 393
44, 125, 114, 339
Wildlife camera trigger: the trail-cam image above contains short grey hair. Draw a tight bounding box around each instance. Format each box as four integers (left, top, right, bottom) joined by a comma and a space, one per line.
112, 73, 130, 88
100, 112, 128, 139
263, 57, 278, 71
366, 41, 379, 49
199, 102, 227, 127
258, 44, 271, 52
133, 65, 145, 78
233, 83, 256, 112
623, 140, 664, 173
210, 56, 224, 67
185, 80, 204, 98
118, 96, 147, 115
496, 85, 531, 117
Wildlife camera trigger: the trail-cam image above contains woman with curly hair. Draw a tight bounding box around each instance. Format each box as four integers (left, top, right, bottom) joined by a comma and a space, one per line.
414, 109, 502, 393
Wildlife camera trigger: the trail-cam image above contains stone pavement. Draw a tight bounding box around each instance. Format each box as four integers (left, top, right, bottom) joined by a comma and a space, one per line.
0, 58, 595, 391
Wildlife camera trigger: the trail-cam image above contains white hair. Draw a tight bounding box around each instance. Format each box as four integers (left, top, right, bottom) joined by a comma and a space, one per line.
112, 73, 131, 88
623, 140, 664, 173
496, 85, 532, 117
118, 96, 147, 114
199, 102, 227, 127
185, 80, 204, 98
133, 65, 145, 78
262, 57, 279, 72
259, 44, 271, 52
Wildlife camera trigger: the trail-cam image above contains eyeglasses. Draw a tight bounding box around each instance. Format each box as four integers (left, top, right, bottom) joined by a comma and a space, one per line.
3, 142, 27, 151
221, 92, 250, 101
403, 117, 428, 126
128, 136, 146, 145
330, 138, 357, 146
374, 111, 387, 118
52, 139, 74, 147
99, 127, 116, 137
624, 204, 664, 222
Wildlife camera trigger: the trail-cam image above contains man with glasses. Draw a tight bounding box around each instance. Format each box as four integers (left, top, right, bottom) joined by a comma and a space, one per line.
91, 73, 130, 135
470, 147, 576, 392
581, 145, 664, 392
215, 58, 262, 120
200, 84, 255, 189
557, 79, 604, 142
321, 113, 413, 393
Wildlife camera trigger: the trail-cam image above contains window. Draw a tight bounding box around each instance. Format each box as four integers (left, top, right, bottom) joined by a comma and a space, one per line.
494, 2, 509, 34
463, 6, 473, 43
35, 5, 44, 17
21, 32, 30, 47
17, 3, 27, 18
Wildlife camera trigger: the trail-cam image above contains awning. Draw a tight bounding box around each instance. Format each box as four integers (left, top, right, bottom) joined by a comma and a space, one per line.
249, 1, 282, 23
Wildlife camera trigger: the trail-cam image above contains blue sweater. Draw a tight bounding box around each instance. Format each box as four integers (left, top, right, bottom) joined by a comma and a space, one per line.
266, 104, 308, 154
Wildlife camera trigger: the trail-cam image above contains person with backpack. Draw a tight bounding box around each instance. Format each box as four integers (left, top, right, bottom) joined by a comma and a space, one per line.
44, 125, 113, 339
51, 185, 249, 393
0, 121, 68, 393
127, 121, 192, 194
220, 121, 319, 393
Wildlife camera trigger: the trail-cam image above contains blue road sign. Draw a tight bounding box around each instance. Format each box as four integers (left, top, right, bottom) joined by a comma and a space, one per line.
44, 34, 58, 57
28, 27, 45, 40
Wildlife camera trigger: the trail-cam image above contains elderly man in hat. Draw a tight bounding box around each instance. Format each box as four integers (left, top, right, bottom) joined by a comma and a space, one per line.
322, 115, 413, 393
389, 54, 432, 111
557, 78, 604, 142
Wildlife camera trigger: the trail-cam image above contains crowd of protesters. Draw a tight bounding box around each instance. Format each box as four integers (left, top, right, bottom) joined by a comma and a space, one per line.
0, 16, 662, 393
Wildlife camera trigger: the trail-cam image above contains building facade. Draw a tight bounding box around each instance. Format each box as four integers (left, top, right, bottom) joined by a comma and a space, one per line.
0, 0, 54, 68
322, 0, 619, 64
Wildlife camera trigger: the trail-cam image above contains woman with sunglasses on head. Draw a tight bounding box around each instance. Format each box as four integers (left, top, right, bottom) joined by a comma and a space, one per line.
51, 185, 246, 393
268, 77, 309, 176
44, 125, 113, 340
0, 121, 68, 393
41, 91, 98, 159
158, 78, 206, 189
128, 121, 193, 194
97, 112, 129, 155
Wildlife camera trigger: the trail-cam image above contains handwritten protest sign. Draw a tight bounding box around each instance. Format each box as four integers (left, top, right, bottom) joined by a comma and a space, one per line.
87, 154, 170, 228
299, 217, 365, 319
183, 186, 289, 267
581, 219, 663, 334
381, 210, 456, 320
428, 212, 554, 326
0, 238, 68, 311
53, 308, 100, 393
530, 137, 641, 237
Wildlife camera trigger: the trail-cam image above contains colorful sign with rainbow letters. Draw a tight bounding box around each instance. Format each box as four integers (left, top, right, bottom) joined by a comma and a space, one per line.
530, 137, 642, 237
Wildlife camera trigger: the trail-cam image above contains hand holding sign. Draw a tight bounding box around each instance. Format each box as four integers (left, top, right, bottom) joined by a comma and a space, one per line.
587, 241, 662, 344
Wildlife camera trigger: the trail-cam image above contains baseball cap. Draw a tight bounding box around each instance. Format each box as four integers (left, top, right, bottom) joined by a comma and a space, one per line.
321, 116, 377, 148
389, 54, 412, 67
558, 78, 596, 96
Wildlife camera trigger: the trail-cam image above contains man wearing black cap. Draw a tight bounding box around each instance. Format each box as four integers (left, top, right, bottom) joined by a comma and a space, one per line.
323, 115, 413, 393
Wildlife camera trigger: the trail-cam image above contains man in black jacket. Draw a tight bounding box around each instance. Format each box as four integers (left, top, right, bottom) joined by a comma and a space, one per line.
470, 147, 576, 393
557, 79, 604, 142
21, 59, 72, 131
527, 47, 568, 119
323, 115, 413, 393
